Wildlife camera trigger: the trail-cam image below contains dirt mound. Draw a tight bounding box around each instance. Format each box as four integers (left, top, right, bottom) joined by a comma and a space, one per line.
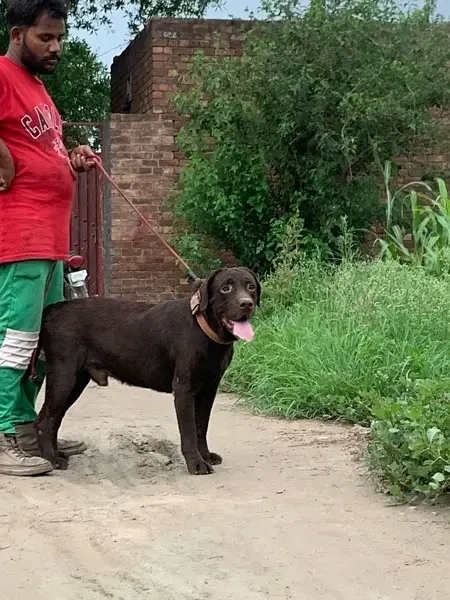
65, 428, 184, 486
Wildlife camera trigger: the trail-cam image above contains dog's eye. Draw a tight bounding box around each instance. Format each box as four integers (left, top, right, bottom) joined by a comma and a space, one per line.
248, 283, 256, 292
221, 284, 232, 294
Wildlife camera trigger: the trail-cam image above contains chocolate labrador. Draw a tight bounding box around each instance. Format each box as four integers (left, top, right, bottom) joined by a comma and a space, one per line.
33, 267, 260, 474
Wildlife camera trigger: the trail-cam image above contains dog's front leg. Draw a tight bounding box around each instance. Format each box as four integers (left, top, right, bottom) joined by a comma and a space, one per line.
173, 375, 214, 475
195, 380, 222, 467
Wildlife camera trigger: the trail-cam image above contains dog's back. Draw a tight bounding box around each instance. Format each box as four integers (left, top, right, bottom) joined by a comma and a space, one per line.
40, 296, 207, 393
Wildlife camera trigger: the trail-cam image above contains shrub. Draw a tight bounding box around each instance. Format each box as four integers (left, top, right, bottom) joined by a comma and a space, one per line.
369, 391, 450, 501
173, 0, 450, 272
377, 161, 450, 276
168, 231, 224, 279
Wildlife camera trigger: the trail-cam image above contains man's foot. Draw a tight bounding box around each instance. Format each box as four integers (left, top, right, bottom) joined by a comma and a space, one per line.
15, 423, 88, 458
0, 433, 53, 476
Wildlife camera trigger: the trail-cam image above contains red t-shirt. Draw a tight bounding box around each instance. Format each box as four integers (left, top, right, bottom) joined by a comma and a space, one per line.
0, 56, 76, 264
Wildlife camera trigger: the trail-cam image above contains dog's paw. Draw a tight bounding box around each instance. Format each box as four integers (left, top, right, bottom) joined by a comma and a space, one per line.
205, 452, 223, 465
187, 457, 215, 475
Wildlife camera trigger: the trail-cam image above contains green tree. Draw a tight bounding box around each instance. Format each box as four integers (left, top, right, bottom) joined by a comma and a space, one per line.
69, 0, 220, 32
0, 0, 220, 33
42, 40, 111, 148
173, 0, 450, 273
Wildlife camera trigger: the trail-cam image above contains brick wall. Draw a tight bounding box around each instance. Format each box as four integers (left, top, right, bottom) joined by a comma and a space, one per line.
111, 18, 247, 115
111, 27, 153, 114
109, 18, 247, 300
106, 113, 189, 301
393, 110, 450, 184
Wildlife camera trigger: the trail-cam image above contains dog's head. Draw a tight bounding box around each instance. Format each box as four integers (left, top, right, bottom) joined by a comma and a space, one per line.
191, 267, 261, 342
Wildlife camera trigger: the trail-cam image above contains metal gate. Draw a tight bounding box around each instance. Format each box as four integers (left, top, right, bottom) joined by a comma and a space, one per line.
64, 122, 105, 296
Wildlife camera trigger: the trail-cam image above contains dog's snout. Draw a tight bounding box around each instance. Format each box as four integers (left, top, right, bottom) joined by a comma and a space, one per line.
239, 297, 254, 310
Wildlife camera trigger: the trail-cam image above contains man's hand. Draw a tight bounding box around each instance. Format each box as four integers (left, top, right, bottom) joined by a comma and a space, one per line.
0, 139, 15, 191
70, 145, 96, 173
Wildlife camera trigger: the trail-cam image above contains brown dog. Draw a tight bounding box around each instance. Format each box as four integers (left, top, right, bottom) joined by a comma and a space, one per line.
34, 267, 260, 474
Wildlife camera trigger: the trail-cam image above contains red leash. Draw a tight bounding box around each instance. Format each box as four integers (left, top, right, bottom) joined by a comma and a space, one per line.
92, 155, 199, 282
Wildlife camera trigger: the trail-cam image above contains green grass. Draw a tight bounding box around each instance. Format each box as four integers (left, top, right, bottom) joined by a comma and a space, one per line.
224, 258, 450, 501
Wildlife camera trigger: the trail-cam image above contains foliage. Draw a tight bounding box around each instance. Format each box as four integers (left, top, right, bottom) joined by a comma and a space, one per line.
224, 251, 450, 500
0, 0, 219, 33
376, 161, 450, 276
69, 0, 220, 32
169, 231, 223, 278
42, 39, 110, 149
42, 42, 109, 121
173, 0, 450, 273
225, 257, 450, 420
369, 391, 450, 501
253, 211, 359, 317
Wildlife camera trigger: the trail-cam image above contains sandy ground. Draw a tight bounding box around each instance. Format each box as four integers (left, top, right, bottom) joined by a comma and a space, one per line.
0, 382, 449, 599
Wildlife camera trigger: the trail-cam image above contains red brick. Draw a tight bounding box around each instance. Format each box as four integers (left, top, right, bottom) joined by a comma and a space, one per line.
153, 83, 174, 92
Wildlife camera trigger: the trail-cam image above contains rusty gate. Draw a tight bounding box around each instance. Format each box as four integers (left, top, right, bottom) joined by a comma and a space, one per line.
64, 122, 105, 296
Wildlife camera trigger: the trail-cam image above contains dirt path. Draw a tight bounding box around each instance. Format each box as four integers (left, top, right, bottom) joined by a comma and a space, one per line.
0, 382, 449, 599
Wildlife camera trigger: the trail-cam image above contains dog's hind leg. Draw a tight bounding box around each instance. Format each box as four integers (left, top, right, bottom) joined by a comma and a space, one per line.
50, 370, 91, 468
36, 367, 90, 468
195, 380, 222, 467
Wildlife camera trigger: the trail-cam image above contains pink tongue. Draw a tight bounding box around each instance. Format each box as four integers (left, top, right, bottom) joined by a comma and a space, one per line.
232, 320, 254, 342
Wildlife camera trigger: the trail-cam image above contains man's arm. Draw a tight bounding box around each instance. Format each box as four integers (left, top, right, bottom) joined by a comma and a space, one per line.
0, 138, 14, 191
0, 69, 15, 191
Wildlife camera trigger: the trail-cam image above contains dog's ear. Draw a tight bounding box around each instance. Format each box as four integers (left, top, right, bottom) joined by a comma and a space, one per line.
197, 268, 226, 312
241, 267, 261, 306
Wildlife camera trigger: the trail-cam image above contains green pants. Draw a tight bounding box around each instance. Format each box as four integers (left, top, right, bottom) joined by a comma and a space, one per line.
0, 260, 64, 434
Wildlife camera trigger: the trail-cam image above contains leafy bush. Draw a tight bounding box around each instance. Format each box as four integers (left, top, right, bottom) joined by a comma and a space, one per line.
173, 0, 450, 272
377, 161, 450, 276
169, 231, 224, 278
369, 391, 450, 501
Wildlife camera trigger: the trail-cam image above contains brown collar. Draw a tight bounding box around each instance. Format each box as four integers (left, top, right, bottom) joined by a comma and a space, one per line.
195, 314, 233, 345
190, 290, 233, 345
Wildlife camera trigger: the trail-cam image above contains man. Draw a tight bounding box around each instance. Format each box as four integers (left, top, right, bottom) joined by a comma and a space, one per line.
0, 0, 96, 476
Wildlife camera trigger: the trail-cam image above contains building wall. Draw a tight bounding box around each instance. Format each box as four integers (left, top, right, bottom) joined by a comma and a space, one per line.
106, 113, 192, 301
109, 18, 247, 300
